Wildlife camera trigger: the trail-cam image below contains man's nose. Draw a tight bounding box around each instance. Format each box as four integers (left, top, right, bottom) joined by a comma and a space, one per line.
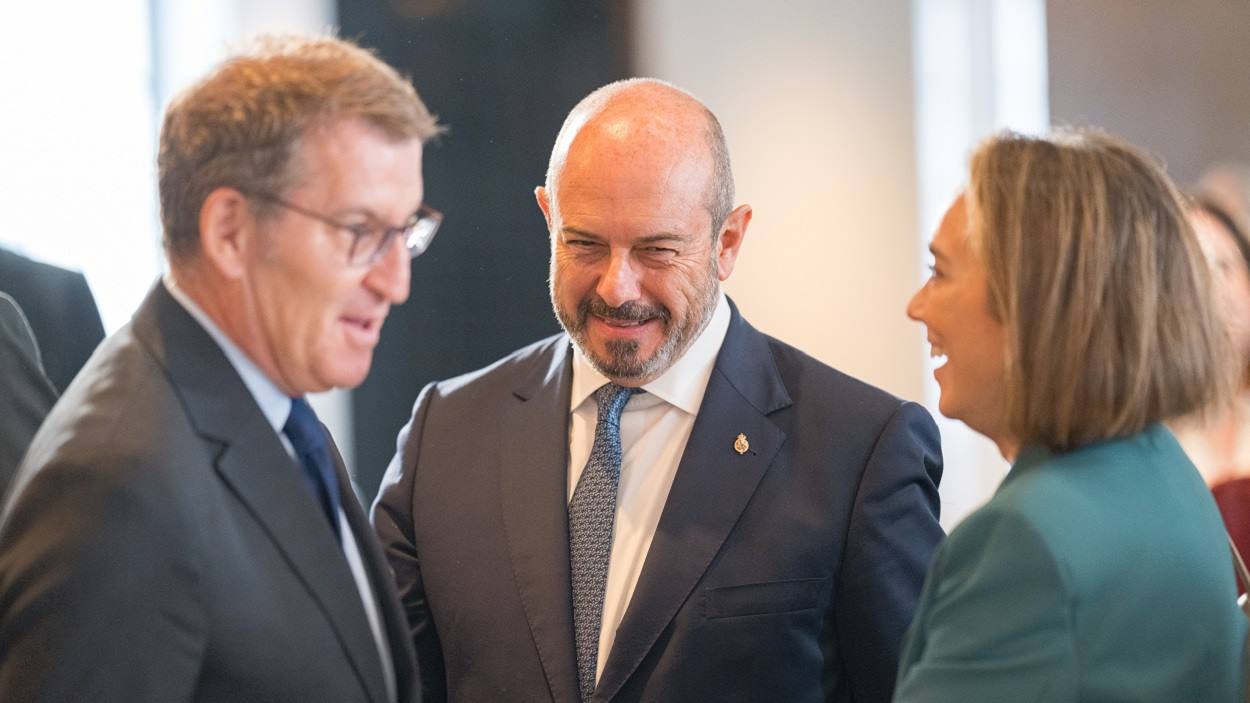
596, 250, 641, 308
365, 235, 412, 305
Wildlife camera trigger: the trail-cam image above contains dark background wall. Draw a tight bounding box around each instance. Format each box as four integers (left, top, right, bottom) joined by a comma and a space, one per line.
339, 0, 632, 502
1047, 0, 1250, 185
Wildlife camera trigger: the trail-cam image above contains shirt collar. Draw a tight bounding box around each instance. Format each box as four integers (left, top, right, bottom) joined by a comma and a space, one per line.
163, 275, 292, 434
570, 292, 731, 415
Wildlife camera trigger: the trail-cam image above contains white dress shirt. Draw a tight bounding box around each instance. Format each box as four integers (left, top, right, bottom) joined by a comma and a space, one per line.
165, 277, 397, 703
567, 292, 731, 683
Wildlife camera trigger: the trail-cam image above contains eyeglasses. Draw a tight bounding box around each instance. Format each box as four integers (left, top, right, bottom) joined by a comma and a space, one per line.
246, 191, 442, 267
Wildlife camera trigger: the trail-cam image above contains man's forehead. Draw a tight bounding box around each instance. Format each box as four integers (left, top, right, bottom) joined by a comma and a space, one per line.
556, 118, 712, 189
556, 133, 711, 211
285, 119, 426, 210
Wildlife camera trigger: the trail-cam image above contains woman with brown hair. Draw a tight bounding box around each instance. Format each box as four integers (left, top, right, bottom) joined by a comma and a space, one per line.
896, 130, 1246, 701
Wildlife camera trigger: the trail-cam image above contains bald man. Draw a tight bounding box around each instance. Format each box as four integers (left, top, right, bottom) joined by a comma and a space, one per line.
372, 79, 944, 703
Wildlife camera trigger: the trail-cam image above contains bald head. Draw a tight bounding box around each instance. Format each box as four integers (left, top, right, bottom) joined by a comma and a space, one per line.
544, 78, 734, 235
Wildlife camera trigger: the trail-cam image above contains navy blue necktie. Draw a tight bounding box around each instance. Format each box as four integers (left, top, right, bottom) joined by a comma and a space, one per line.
569, 383, 638, 701
283, 397, 342, 542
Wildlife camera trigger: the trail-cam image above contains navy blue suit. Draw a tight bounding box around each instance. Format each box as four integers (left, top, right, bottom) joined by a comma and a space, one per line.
373, 301, 943, 702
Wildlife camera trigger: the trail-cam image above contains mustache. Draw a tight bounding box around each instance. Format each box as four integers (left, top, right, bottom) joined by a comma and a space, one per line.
579, 297, 671, 324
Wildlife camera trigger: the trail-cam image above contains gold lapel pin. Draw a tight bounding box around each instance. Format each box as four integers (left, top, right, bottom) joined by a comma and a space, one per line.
734, 433, 749, 455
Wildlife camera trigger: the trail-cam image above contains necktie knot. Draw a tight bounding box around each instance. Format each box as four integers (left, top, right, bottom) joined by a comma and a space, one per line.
593, 383, 637, 430
284, 397, 327, 456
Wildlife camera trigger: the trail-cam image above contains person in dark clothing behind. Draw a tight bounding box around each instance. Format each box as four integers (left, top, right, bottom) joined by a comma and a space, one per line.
0, 246, 105, 392
0, 291, 57, 496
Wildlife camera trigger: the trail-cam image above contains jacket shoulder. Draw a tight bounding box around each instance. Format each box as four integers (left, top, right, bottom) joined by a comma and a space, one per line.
432, 333, 568, 398
759, 331, 912, 422
18, 323, 199, 491
0, 247, 90, 297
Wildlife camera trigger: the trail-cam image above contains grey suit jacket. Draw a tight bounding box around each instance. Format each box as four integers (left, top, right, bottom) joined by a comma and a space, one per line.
0, 247, 105, 393
0, 293, 57, 497
373, 302, 944, 703
0, 283, 418, 703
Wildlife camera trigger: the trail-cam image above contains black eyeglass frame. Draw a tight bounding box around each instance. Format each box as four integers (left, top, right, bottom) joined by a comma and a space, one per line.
245, 190, 442, 267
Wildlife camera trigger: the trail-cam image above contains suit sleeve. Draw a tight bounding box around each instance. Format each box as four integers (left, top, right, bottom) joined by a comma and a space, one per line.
372, 382, 447, 703
0, 295, 57, 493
893, 509, 1077, 702
0, 454, 206, 702
834, 401, 945, 703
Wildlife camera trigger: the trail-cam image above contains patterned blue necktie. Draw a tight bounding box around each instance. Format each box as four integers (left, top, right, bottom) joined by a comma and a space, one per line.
569, 382, 637, 702
283, 397, 342, 543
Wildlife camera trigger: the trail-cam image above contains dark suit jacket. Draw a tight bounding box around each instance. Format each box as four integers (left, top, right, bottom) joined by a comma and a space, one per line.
0, 293, 57, 496
0, 246, 106, 392
373, 302, 944, 702
0, 284, 418, 703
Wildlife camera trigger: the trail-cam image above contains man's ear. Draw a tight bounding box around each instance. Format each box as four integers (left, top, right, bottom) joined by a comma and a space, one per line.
197, 187, 254, 279
714, 204, 752, 281
534, 186, 555, 233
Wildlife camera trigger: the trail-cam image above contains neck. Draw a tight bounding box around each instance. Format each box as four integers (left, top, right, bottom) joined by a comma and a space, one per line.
169, 264, 296, 397
995, 438, 1020, 463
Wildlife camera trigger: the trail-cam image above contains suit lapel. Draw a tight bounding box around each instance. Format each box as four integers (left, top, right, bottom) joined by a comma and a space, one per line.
595, 304, 792, 702
498, 336, 582, 703
134, 284, 389, 703
334, 444, 420, 703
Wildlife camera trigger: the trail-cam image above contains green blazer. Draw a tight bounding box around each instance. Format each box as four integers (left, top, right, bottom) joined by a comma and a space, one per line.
895, 424, 1246, 702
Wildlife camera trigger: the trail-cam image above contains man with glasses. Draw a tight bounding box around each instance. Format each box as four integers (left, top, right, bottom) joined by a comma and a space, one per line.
0, 34, 440, 702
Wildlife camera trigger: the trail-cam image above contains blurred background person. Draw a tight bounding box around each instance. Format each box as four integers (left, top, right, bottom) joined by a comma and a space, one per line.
1200, 163, 1250, 236
1174, 197, 1250, 568
0, 292, 57, 496
0, 245, 105, 392
897, 130, 1246, 701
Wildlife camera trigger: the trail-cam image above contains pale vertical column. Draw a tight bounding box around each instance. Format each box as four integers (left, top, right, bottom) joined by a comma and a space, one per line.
912, 0, 1049, 527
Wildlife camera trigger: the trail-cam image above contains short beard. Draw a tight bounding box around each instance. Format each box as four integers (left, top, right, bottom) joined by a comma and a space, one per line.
553, 261, 720, 383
